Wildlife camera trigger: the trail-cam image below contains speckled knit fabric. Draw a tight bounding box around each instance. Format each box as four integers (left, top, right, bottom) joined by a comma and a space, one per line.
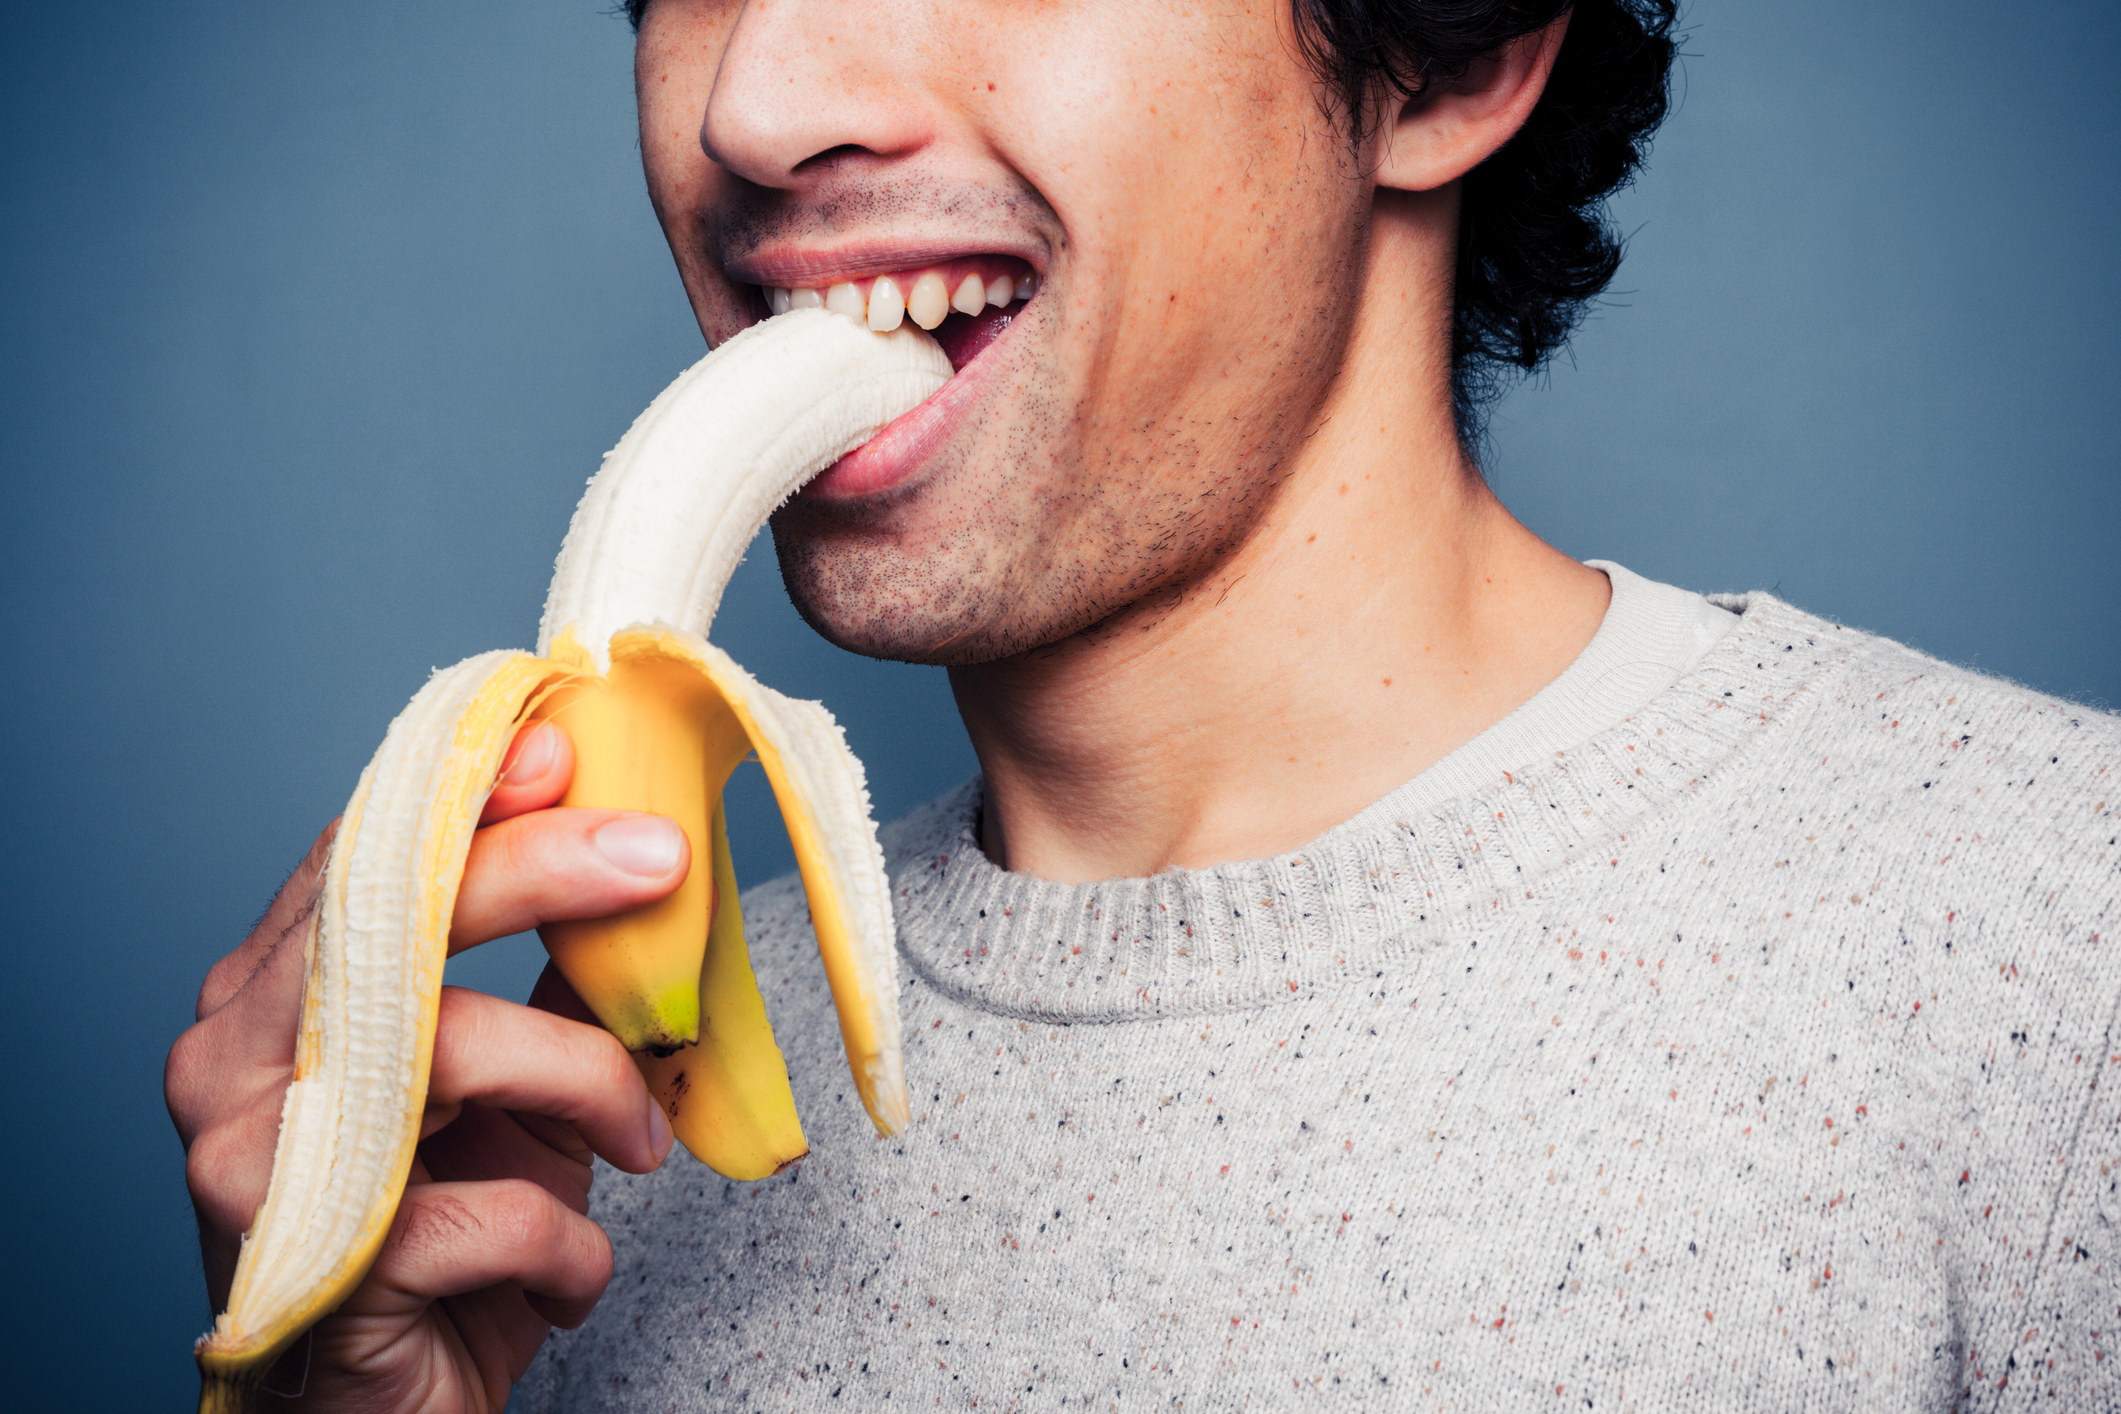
517, 592, 2121, 1411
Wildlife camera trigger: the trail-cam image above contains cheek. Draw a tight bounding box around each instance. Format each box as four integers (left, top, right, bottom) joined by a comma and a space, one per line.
995, 12, 1355, 372
986, 0, 1317, 243
635, 13, 755, 342
634, 5, 734, 237
1052, 161, 1363, 496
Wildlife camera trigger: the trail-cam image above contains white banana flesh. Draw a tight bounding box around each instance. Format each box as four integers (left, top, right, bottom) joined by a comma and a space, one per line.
542, 316, 948, 665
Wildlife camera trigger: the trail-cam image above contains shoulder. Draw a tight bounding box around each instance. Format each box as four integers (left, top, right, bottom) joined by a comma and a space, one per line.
1701, 595, 2120, 987
1716, 592, 2121, 830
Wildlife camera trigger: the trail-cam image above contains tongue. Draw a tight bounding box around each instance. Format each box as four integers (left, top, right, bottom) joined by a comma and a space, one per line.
931, 302, 1019, 373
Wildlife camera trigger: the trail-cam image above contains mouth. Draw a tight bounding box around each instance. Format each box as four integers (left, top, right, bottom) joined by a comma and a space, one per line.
745, 256, 1039, 501
753, 256, 1036, 374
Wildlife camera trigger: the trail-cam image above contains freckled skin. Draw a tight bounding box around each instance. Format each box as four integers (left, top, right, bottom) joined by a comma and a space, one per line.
638, 0, 1605, 880
636, 0, 1371, 664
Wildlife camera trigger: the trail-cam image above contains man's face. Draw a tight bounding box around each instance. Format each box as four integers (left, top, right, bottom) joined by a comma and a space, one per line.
638, 0, 1375, 663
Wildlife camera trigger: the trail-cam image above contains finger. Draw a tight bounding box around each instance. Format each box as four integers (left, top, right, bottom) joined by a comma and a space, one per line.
423, 987, 671, 1174
352, 1179, 614, 1331
517, 967, 618, 1169
449, 808, 688, 952
180, 1093, 289, 1303
420, 1103, 596, 1213
197, 820, 336, 1021
480, 721, 575, 825
167, 906, 314, 1145
438, 1284, 565, 1404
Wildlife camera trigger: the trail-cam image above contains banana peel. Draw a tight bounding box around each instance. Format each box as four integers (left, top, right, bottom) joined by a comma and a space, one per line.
195, 311, 946, 1409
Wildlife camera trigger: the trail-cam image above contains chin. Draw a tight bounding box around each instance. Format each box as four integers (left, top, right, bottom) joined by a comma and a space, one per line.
771, 532, 1098, 668
775, 541, 992, 666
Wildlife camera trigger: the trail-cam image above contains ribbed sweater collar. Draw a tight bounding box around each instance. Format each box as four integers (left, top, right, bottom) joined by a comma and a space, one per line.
884, 592, 1839, 1023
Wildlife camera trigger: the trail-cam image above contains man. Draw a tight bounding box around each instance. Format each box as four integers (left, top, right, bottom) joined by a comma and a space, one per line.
166, 0, 2121, 1408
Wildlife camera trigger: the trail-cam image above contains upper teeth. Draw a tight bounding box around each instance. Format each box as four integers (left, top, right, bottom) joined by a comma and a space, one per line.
765, 268, 1035, 331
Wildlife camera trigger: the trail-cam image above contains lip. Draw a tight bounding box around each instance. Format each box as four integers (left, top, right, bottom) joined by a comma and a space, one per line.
724, 237, 1045, 504
799, 302, 1026, 501
729, 237, 1045, 294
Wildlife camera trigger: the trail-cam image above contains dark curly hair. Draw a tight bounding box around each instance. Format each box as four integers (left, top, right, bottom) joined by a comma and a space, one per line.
621, 0, 1678, 442
1290, 0, 1678, 439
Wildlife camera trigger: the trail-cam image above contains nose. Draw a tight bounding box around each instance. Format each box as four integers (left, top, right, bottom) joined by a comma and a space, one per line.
701, 0, 935, 187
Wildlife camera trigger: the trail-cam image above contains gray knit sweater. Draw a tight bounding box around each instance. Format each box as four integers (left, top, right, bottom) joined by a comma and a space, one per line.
518, 592, 2121, 1411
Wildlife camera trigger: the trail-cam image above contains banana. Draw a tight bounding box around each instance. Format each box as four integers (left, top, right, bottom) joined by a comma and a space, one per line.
194, 310, 948, 1412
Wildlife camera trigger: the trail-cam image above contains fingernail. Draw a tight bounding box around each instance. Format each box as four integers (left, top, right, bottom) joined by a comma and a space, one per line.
593, 816, 684, 876
647, 1098, 674, 1164
501, 723, 556, 784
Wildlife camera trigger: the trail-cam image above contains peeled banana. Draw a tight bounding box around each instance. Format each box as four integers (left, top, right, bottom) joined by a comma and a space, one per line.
194, 310, 948, 1411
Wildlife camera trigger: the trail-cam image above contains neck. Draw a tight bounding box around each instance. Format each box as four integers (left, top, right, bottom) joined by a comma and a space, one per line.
949, 189, 1609, 883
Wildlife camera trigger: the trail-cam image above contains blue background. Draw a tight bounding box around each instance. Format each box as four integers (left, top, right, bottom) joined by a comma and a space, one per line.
2, 1, 2114, 1406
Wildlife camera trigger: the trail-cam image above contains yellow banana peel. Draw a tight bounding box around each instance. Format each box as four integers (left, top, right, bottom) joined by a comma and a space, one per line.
195, 311, 946, 1410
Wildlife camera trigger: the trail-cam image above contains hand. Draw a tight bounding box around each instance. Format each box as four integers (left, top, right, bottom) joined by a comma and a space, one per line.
165, 722, 686, 1411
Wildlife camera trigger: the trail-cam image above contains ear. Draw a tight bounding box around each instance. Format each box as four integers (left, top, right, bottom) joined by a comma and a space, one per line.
1370, 14, 1570, 193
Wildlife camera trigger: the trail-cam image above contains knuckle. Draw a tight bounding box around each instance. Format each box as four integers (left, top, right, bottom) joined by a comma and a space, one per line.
165, 1019, 253, 1140
485, 1178, 560, 1251
181, 1127, 225, 1204
164, 1026, 207, 1109
185, 1125, 264, 1235
392, 1190, 484, 1263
